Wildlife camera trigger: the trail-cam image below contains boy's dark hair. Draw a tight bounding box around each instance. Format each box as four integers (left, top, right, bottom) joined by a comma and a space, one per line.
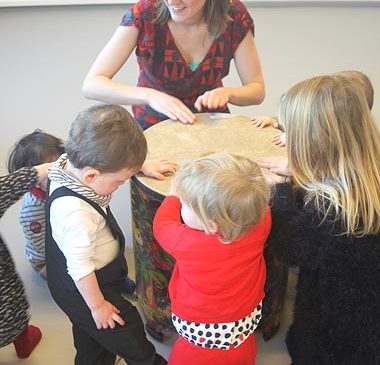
65, 104, 147, 172
8, 129, 65, 173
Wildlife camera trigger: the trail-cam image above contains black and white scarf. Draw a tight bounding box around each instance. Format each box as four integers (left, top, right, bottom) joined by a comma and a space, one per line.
48, 154, 112, 208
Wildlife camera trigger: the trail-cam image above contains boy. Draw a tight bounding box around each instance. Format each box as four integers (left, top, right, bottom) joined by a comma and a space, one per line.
45, 104, 167, 365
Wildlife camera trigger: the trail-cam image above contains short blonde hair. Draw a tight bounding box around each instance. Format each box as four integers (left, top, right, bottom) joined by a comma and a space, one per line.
279, 75, 380, 236
66, 104, 147, 173
155, 0, 231, 38
173, 152, 270, 242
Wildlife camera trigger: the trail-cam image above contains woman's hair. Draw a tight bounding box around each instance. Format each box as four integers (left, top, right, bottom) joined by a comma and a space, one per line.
173, 152, 270, 242
8, 129, 65, 173
65, 104, 147, 173
336, 70, 374, 110
279, 75, 380, 236
155, 0, 231, 38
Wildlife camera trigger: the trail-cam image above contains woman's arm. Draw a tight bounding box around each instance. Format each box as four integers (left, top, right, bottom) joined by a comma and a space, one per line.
82, 26, 195, 124
194, 32, 265, 111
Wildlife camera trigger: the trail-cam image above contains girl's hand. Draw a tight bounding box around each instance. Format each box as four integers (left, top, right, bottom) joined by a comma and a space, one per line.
148, 90, 195, 124
194, 87, 230, 112
256, 156, 292, 177
251, 116, 279, 129
261, 168, 289, 186
34, 161, 55, 189
141, 159, 178, 180
91, 299, 125, 330
272, 132, 286, 147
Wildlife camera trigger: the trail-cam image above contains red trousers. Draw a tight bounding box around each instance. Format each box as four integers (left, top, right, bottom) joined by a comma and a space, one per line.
168, 333, 257, 365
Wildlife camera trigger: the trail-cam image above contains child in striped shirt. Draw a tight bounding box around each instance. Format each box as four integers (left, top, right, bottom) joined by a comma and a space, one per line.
8, 130, 65, 279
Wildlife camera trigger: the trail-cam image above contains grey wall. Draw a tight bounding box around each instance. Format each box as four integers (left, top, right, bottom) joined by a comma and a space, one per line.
1, 3, 379, 243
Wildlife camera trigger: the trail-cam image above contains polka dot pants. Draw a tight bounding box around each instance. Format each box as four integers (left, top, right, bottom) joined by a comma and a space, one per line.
171, 303, 262, 350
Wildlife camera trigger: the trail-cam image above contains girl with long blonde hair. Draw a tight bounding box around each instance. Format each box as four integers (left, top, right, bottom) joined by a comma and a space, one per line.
269, 74, 380, 364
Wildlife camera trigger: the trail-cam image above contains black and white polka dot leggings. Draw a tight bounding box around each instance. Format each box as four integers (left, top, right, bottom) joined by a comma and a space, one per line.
172, 302, 262, 351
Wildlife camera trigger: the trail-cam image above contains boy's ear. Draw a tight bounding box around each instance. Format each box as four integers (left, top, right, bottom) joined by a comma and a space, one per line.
83, 168, 100, 184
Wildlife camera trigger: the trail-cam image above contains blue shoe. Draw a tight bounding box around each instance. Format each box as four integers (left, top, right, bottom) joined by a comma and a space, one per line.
125, 277, 136, 294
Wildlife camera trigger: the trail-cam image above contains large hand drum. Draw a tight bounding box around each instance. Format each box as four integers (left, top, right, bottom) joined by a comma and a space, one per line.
130, 113, 286, 341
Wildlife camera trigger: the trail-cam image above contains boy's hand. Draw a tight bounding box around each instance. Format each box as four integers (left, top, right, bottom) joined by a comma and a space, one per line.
141, 159, 177, 180
91, 299, 125, 330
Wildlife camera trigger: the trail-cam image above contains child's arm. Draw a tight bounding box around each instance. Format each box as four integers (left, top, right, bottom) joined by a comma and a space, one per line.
140, 159, 177, 180
75, 272, 125, 330
153, 195, 187, 254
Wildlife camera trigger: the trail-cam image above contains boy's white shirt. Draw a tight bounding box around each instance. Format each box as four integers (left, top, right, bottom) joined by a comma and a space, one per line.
49, 179, 119, 281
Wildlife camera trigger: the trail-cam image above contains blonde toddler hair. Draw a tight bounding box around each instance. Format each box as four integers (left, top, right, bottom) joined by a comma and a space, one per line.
173, 152, 270, 242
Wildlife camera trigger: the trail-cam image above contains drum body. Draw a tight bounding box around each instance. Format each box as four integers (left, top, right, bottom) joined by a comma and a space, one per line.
131, 113, 288, 341
131, 177, 174, 338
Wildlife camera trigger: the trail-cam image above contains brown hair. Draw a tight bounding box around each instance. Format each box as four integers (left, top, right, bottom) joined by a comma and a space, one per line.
66, 104, 147, 173
155, 0, 231, 38
8, 129, 65, 173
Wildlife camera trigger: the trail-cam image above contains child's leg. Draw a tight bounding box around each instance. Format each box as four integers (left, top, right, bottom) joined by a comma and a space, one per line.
72, 324, 116, 365
13, 324, 42, 359
83, 297, 165, 365
169, 333, 257, 365
51, 284, 166, 365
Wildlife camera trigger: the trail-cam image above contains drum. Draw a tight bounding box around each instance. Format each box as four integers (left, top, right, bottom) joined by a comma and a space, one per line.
131, 113, 287, 341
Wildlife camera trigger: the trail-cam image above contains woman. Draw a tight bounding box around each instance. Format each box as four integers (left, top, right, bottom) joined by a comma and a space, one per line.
82, 0, 265, 129
265, 75, 380, 364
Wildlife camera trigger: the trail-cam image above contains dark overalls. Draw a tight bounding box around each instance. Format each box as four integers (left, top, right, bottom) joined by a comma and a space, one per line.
45, 184, 166, 365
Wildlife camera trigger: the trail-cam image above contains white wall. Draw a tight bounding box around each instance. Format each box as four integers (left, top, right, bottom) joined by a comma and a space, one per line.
1, 3, 379, 244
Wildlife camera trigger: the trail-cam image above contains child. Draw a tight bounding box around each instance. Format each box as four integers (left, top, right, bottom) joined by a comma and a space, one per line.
251, 70, 374, 147
7, 129, 65, 278
45, 104, 167, 365
268, 75, 380, 364
153, 152, 271, 365
0, 162, 52, 358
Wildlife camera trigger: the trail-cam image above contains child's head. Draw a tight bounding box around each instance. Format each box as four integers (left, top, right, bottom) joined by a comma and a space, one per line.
8, 129, 65, 173
279, 75, 380, 235
65, 104, 147, 195
336, 70, 374, 110
173, 152, 270, 242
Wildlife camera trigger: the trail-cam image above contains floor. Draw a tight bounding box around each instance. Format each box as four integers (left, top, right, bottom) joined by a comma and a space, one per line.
0, 199, 294, 365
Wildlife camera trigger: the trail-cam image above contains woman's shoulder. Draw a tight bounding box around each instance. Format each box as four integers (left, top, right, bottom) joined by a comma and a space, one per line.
121, 0, 157, 27
229, 0, 252, 20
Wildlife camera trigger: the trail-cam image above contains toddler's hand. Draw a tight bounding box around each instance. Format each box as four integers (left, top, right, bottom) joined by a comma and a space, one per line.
272, 132, 286, 147
91, 299, 125, 330
251, 116, 278, 128
141, 159, 177, 180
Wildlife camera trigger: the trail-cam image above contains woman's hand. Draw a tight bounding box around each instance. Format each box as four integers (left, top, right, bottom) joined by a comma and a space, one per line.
194, 87, 229, 112
148, 89, 195, 124
141, 159, 177, 180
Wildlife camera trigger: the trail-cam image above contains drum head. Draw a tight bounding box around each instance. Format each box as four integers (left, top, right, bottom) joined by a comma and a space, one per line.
135, 113, 285, 196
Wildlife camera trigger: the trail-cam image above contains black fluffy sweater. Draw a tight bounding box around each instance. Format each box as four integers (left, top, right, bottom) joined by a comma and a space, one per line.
269, 183, 380, 365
